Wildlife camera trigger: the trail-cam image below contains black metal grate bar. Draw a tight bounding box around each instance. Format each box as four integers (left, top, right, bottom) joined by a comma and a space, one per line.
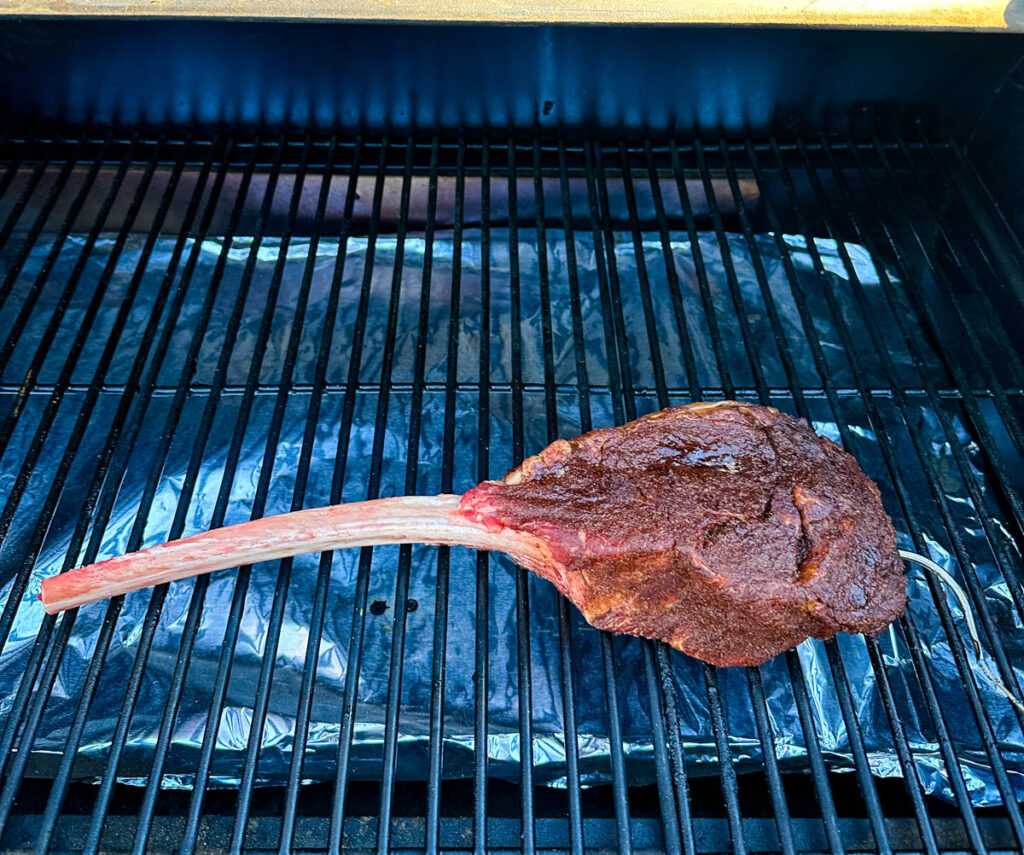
638, 150, 696, 855
639, 140, 697, 855
372, 135, 419, 855
587, 139, 639, 855
425, 135, 460, 855
556, 138, 599, 855
472, 137, 492, 855
328, 138, 392, 855
0, 133, 1022, 855
506, 136, 538, 855
533, 138, 586, 855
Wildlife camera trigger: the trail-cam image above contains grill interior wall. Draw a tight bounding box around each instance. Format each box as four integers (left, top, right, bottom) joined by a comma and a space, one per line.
0, 135, 1023, 853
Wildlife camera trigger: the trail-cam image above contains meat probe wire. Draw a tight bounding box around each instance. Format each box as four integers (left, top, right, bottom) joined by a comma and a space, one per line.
900, 549, 1024, 714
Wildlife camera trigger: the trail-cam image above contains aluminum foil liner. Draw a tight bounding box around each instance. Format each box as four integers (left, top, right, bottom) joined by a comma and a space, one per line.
1, 227, 1022, 806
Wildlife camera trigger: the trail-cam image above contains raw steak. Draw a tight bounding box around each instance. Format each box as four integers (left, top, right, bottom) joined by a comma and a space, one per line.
40, 401, 907, 666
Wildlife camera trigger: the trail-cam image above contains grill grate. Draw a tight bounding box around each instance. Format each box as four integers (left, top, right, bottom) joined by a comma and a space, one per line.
0, 133, 1023, 854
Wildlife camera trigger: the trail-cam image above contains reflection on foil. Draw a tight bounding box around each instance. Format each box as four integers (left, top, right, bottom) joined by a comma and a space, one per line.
0, 228, 1022, 807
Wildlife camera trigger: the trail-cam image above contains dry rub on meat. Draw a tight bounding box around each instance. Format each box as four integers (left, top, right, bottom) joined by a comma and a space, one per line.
40, 401, 907, 666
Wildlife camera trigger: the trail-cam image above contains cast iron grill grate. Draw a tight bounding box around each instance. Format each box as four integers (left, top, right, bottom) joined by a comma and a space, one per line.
0, 133, 1022, 853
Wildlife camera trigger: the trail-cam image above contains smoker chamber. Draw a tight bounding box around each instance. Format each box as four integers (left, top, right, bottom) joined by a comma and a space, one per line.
0, 129, 1023, 853
0, 19, 1023, 853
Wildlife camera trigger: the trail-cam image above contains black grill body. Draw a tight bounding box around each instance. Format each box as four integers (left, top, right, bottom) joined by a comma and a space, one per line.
1, 22, 1024, 855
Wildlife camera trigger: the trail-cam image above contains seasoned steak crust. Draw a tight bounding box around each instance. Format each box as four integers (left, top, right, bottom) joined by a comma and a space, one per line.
459, 401, 907, 667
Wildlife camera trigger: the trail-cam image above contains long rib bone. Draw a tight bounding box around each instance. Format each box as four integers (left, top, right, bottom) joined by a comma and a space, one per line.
39, 495, 558, 614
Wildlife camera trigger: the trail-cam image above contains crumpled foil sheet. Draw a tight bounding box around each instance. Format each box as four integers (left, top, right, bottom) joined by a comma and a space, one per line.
1, 227, 1022, 807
